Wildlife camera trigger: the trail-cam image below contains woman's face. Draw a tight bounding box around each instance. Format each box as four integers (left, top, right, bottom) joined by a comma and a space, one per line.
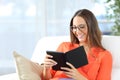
72, 16, 88, 44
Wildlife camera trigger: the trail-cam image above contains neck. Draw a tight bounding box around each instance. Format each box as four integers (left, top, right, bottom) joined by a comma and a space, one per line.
79, 43, 90, 53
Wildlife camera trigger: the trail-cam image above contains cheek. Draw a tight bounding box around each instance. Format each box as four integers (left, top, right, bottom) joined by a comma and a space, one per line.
85, 31, 88, 39
84, 30, 88, 38
83, 30, 88, 40
85, 29, 88, 34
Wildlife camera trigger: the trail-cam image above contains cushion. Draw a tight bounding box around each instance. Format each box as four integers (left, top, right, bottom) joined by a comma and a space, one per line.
13, 51, 43, 80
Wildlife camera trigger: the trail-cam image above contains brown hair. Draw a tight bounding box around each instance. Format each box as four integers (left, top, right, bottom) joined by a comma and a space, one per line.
70, 9, 105, 49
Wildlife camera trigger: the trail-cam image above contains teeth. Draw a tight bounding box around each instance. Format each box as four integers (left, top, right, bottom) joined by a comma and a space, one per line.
78, 34, 84, 39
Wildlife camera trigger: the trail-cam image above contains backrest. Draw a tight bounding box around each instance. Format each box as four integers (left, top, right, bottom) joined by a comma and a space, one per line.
31, 36, 70, 64
102, 35, 120, 68
31, 35, 120, 68
101, 35, 120, 80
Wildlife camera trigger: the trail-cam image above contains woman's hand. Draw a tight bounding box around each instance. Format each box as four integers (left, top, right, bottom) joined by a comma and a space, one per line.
43, 54, 57, 79
44, 54, 57, 69
61, 62, 88, 80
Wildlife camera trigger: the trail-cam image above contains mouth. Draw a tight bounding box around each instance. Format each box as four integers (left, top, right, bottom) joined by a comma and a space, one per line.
77, 34, 84, 40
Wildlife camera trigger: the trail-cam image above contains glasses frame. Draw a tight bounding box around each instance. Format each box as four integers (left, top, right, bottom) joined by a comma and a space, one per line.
71, 24, 86, 32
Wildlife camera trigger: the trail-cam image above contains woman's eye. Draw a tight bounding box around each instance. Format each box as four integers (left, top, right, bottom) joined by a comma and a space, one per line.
72, 27, 77, 29
74, 27, 77, 29
79, 25, 85, 28
80, 26, 84, 28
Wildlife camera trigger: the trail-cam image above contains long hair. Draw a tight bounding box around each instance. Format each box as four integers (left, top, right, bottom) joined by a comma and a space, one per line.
70, 9, 105, 49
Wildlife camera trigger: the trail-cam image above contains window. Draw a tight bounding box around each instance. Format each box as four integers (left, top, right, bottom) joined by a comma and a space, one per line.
0, 0, 112, 75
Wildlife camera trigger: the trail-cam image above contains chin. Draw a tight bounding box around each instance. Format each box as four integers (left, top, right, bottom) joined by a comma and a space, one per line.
79, 39, 85, 43
78, 38, 86, 43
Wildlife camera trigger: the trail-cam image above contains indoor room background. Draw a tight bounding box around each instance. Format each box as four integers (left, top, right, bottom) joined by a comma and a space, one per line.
0, 0, 113, 75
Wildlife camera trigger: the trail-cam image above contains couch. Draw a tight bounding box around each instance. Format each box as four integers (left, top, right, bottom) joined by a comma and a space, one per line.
0, 35, 120, 80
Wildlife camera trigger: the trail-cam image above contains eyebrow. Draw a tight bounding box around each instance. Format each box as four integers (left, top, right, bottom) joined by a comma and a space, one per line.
73, 24, 86, 26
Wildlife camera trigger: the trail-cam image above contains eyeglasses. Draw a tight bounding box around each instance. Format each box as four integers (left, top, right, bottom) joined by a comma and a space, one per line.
71, 24, 86, 32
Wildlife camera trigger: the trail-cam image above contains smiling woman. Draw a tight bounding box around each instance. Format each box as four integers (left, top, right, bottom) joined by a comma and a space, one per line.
0, 0, 112, 76
42, 9, 112, 80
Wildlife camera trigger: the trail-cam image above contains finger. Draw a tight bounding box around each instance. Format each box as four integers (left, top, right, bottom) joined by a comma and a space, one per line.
44, 58, 57, 65
64, 71, 73, 76
66, 62, 75, 69
44, 60, 57, 69
61, 67, 72, 72
46, 54, 53, 58
45, 54, 57, 64
62, 69, 75, 78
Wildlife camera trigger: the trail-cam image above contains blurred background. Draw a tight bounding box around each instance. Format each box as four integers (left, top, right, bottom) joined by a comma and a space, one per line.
0, 0, 113, 75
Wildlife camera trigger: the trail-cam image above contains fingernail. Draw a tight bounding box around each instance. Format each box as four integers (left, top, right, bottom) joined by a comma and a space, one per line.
66, 62, 69, 64
55, 62, 57, 65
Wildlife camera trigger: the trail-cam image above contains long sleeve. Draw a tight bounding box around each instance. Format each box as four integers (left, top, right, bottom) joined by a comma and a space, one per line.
49, 42, 113, 80
96, 51, 112, 80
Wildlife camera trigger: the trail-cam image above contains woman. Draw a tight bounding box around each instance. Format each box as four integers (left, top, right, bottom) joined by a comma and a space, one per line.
43, 9, 112, 80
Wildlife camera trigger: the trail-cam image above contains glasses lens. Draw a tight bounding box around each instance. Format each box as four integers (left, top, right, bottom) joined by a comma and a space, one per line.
71, 24, 86, 32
